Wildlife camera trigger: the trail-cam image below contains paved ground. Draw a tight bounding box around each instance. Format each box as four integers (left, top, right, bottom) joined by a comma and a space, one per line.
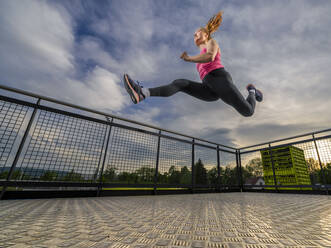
0, 192, 331, 248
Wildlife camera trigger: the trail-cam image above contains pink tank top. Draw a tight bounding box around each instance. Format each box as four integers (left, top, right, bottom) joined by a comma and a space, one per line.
196, 47, 224, 80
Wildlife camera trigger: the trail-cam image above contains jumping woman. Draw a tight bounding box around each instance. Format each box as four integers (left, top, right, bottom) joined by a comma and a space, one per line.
123, 11, 263, 117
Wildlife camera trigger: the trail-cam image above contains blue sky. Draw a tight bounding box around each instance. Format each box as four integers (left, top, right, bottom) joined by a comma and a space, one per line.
1, 0, 331, 148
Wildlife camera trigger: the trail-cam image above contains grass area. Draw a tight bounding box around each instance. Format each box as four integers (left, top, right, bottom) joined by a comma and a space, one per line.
103, 187, 189, 190
0, 186, 23, 191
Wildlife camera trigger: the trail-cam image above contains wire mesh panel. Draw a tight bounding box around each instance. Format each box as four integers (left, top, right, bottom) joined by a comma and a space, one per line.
104, 126, 158, 185
194, 145, 218, 187
293, 141, 323, 185
316, 138, 331, 184
158, 138, 192, 186
240, 151, 264, 189
219, 151, 238, 186
15, 110, 107, 182
0, 100, 30, 179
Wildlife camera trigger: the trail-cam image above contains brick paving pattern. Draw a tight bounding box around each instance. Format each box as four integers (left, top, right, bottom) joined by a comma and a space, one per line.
0, 192, 331, 247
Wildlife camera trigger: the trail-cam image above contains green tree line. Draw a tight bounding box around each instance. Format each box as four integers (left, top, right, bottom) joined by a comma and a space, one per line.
1, 157, 330, 184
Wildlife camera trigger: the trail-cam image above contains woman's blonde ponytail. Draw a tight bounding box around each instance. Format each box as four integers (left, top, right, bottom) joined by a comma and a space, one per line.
203, 11, 223, 40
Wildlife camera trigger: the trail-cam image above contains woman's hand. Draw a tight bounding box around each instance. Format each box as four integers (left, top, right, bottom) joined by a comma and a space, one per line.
180, 51, 190, 62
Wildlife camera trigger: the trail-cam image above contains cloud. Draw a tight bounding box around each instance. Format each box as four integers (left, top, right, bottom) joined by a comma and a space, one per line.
1, 0, 331, 150
0, 0, 74, 83
0, 0, 128, 113
66, 66, 126, 110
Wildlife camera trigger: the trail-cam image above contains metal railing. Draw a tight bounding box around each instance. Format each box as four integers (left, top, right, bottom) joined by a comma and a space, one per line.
1, 84, 330, 199
0, 84, 239, 199
239, 129, 331, 194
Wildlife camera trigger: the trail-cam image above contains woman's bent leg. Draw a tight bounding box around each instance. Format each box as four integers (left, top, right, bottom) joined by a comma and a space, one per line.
149, 79, 219, 102
204, 70, 256, 117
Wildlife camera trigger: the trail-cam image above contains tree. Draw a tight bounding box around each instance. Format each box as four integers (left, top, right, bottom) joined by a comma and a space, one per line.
306, 158, 321, 173
168, 165, 181, 184
306, 158, 321, 184
0, 171, 9, 180
180, 166, 191, 184
318, 163, 331, 184
207, 167, 218, 185
118, 171, 139, 184
63, 169, 84, 182
325, 164, 331, 184
135, 167, 155, 183
194, 159, 207, 185
102, 167, 117, 182
221, 166, 238, 185
40, 171, 58, 181
245, 158, 263, 177
7, 170, 22, 180
157, 171, 169, 183
241, 166, 254, 184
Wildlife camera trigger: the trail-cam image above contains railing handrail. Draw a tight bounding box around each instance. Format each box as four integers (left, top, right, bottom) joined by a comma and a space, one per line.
239, 128, 331, 150
0, 83, 236, 150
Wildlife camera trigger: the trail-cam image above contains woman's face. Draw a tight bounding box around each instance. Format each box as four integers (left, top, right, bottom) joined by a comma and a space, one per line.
194, 29, 207, 46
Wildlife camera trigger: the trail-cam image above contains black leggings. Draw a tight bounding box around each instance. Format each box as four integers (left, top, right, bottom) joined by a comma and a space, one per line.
149, 68, 256, 117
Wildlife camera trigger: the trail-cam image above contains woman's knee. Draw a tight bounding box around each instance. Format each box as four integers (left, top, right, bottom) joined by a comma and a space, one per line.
241, 108, 254, 117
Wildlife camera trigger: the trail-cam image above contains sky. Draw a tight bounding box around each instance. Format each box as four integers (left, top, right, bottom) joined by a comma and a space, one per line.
1, 0, 331, 149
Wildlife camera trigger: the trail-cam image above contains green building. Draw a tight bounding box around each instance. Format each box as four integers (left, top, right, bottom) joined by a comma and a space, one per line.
260, 145, 312, 190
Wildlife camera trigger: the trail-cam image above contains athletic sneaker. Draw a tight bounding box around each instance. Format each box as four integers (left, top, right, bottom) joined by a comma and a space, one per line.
123, 74, 146, 104
246, 84, 263, 102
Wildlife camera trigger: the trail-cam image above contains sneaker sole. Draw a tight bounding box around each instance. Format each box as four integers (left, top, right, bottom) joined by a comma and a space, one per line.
124, 74, 139, 104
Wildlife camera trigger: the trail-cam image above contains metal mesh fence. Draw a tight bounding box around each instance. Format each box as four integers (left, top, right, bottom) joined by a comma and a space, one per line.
241, 139, 331, 190
0, 100, 30, 179
219, 151, 238, 186
316, 138, 331, 165
194, 145, 218, 186
294, 141, 326, 185
240, 151, 263, 188
2, 85, 331, 197
15, 110, 107, 182
105, 126, 158, 185
315, 138, 331, 184
158, 137, 192, 185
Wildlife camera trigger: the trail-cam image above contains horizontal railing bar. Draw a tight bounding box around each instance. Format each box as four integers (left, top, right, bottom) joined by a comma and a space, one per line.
0, 94, 109, 125
240, 134, 331, 155
0, 181, 240, 189
243, 184, 331, 189
239, 128, 331, 150
0, 84, 236, 150
0, 94, 38, 108
194, 141, 236, 154
1, 180, 100, 188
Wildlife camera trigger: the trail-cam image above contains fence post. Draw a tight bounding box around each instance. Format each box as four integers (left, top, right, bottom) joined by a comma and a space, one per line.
191, 138, 195, 194
312, 134, 328, 195
235, 150, 243, 192
217, 145, 221, 192
0, 99, 40, 200
153, 130, 161, 195
268, 143, 279, 192
238, 150, 243, 192
96, 117, 113, 197
94, 119, 110, 183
